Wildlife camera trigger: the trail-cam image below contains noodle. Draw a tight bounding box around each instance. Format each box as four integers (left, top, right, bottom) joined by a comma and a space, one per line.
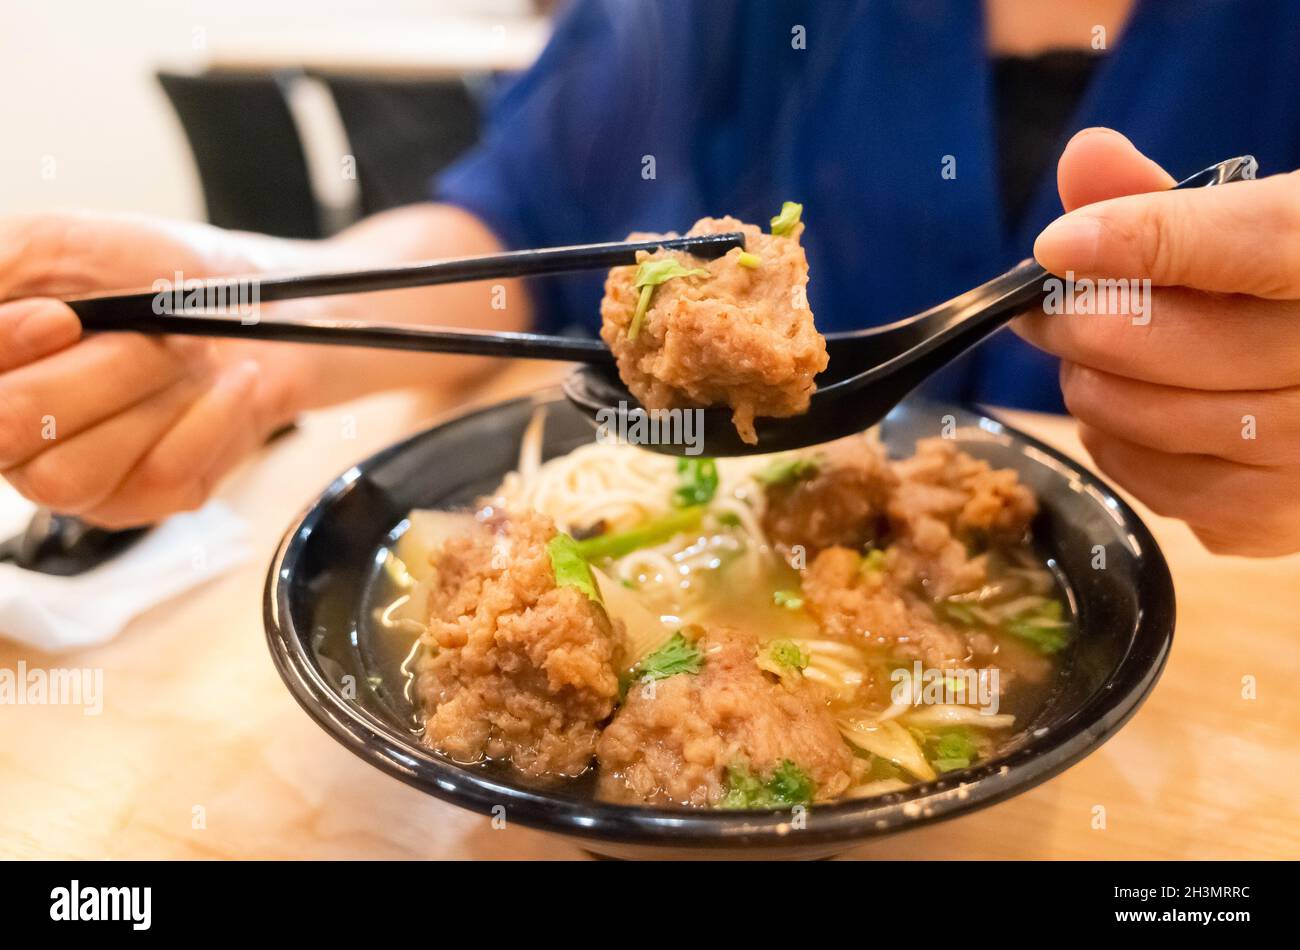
492, 406, 784, 614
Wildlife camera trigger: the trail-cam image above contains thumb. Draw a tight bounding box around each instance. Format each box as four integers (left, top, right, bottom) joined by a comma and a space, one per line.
1055, 127, 1175, 212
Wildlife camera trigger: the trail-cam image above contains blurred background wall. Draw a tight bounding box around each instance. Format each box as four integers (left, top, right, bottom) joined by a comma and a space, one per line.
0, 0, 547, 221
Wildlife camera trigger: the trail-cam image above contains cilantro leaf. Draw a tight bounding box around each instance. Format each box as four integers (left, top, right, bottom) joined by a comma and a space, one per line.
928, 728, 979, 773
628, 258, 710, 340
546, 533, 602, 604
631, 632, 703, 683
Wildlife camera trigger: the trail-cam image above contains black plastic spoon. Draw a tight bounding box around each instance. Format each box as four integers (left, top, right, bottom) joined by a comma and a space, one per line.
563, 156, 1258, 457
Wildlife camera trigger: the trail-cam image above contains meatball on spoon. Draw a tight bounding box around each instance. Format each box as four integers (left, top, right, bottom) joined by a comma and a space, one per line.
566, 156, 1256, 457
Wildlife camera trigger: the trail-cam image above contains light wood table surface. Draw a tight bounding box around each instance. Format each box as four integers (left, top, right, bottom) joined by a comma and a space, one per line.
2, 362, 1296, 860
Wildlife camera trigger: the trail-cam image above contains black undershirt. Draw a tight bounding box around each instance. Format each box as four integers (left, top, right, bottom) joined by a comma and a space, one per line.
993, 49, 1101, 233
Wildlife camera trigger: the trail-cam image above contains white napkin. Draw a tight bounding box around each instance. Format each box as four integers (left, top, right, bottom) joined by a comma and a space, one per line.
0, 484, 252, 652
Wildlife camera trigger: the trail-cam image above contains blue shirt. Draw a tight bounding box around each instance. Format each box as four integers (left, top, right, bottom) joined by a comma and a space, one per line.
436, 0, 1300, 412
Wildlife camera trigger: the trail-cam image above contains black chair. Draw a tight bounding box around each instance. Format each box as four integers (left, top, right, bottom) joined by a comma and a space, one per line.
310, 73, 482, 216
157, 70, 323, 238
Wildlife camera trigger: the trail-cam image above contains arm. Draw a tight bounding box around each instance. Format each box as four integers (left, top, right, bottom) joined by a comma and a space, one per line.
239, 202, 532, 408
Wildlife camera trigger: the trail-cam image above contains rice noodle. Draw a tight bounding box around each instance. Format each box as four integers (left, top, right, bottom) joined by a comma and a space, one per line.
491, 407, 786, 611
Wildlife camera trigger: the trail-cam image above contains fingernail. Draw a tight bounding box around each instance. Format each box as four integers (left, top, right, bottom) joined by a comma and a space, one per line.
1034, 214, 1102, 272
13, 304, 79, 353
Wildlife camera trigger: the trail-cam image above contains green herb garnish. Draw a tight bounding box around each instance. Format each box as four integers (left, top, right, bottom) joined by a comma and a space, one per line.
769, 201, 804, 236
631, 632, 703, 683
673, 457, 719, 508
929, 728, 979, 773
767, 639, 808, 670
628, 259, 710, 340
573, 506, 705, 561
772, 590, 804, 610
721, 759, 814, 809
546, 533, 602, 604
756, 455, 819, 487
737, 251, 762, 268
860, 548, 887, 574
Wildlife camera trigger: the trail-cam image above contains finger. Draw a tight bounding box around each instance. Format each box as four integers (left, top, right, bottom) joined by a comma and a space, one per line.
0, 332, 190, 468
3, 379, 205, 513
1060, 362, 1300, 466
0, 212, 215, 300
1078, 424, 1300, 557
1034, 169, 1300, 297
1056, 128, 1175, 212
1013, 288, 1300, 390
81, 361, 262, 528
0, 299, 82, 372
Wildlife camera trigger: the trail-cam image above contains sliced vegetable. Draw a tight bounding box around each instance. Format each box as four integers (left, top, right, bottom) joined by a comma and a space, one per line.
839, 717, 936, 782
629, 258, 710, 340
845, 778, 910, 799
769, 201, 804, 236
631, 631, 703, 682
720, 759, 814, 809
755, 455, 819, 487
1005, 599, 1070, 654
546, 533, 602, 603
394, 510, 474, 584
736, 250, 762, 268
901, 704, 1015, 730
572, 506, 705, 560
672, 457, 719, 508
590, 565, 674, 668
939, 594, 1070, 656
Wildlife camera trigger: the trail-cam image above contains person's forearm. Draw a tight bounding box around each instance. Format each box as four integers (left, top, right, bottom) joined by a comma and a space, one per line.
235, 203, 532, 412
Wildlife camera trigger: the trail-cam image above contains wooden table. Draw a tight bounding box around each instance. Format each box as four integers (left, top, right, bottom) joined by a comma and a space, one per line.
2, 363, 1297, 860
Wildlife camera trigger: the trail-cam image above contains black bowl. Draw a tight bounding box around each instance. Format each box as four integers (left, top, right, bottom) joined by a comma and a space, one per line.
264, 392, 1174, 860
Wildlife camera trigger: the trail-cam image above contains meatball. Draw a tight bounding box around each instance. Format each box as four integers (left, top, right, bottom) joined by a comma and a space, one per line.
416, 509, 620, 778
596, 628, 857, 806
889, 438, 1037, 544
801, 546, 970, 669
885, 438, 1038, 599
599, 215, 828, 444
761, 435, 898, 557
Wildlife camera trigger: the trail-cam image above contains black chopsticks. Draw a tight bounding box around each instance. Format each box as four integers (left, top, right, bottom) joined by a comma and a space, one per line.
61, 232, 745, 362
